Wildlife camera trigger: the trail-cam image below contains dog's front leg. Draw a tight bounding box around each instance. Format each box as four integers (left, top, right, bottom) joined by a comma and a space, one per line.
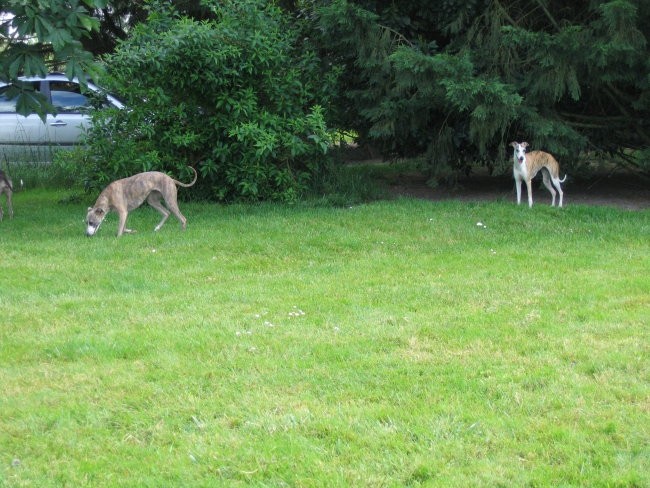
525, 178, 534, 207
116, 210, 133, 237
514, 174, 523, 205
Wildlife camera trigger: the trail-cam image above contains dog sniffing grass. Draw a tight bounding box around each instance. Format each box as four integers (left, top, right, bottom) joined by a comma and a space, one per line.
86, 167, 197, 237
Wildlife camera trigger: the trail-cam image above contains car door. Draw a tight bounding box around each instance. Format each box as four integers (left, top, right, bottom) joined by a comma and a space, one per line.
45, 80, 92, 146
0, 81, 49, 161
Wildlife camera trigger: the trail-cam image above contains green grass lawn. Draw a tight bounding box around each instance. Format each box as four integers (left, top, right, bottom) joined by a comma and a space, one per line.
1, 189, 648, 487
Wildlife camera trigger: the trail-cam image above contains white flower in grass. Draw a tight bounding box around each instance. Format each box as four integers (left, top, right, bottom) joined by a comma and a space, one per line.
289, 306, 306, 317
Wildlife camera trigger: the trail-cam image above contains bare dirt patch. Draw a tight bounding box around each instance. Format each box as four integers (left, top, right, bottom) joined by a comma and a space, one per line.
388, 172, 650, 210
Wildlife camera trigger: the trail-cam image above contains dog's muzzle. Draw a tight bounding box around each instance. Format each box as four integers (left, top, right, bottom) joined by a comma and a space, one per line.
86, 223, 99, 237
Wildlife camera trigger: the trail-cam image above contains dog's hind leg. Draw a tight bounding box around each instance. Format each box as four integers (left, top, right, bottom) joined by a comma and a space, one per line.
541, 169, 557, 206
166, 201, 187, 230
159, 186, 188, 230
552, 176, 564, 207
147, 192, 171, 231
6, 191, 12, 219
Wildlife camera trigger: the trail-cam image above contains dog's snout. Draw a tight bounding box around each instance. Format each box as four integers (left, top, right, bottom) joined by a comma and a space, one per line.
86, 223, 98, 236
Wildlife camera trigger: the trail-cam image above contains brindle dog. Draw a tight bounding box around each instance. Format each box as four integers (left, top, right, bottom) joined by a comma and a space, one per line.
85, 167, 197, 237
0, 170, 13, 221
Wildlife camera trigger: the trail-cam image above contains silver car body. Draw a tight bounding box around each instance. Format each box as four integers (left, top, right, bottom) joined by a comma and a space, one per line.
0, 73, 123, 162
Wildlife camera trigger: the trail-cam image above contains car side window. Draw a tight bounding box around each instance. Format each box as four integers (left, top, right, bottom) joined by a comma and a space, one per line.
0, 82, 43, 113
49, 81, 89, 113
0, 90, 17, 112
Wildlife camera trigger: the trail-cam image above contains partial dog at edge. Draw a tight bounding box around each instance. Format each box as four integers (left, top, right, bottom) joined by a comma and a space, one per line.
511, 141, 567, 208
0, 170, 13, 221
86, 167, 197, 237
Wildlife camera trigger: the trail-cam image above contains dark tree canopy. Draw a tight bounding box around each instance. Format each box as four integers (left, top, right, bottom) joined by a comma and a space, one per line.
309, 0, 650, 175
80, 0, 214, 55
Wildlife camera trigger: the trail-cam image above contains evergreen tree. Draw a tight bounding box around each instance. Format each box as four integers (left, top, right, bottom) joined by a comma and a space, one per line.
311, 0, 650, 176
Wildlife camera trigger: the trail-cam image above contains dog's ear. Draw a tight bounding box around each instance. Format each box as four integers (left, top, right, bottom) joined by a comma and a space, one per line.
521, 142, 529, 148
510, 141, 518, 148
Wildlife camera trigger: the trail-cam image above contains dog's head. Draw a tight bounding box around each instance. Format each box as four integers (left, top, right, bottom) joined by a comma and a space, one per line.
85, 206, 107, 236
510, 141, 528, 164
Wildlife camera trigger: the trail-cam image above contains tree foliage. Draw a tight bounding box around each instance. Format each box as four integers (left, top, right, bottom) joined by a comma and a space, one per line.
0, 0, 106, 117
310, 0, 650, 176
79, 0, 214, 55
77, 0, 334, 202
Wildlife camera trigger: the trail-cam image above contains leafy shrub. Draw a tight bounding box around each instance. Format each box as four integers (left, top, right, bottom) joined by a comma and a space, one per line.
76, 0, 334, 202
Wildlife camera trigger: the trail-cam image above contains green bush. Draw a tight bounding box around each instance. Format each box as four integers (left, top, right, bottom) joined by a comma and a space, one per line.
76, 0, 334, 202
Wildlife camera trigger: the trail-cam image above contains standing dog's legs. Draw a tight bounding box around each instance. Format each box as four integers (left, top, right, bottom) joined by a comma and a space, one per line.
541, 169, 557, 207
553, 175, 564, 208
525, 177, 534, 208
514, 172, 523, 205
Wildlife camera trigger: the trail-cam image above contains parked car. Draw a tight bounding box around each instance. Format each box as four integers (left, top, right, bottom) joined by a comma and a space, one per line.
0, 73, 123, 163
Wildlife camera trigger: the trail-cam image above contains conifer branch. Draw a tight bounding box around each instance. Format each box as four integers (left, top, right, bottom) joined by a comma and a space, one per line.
378, 24, 414, 48
534, 0, 561, 32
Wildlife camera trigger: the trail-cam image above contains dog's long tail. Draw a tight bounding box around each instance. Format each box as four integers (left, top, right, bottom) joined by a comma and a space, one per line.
559, 174, 567, 183
174, 166, 198, 188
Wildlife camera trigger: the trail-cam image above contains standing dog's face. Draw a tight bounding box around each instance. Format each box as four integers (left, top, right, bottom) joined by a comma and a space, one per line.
511, 141, 529, 164
85, 207, 106, 236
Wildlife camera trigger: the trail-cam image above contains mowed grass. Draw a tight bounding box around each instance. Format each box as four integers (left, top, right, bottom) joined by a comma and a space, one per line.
0, 189, 648, 487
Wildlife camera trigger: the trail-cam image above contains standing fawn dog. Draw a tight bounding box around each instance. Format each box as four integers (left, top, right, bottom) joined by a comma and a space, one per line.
0, 170, 13, 221
511, 142, 567, 207
86, 167, 197, 237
